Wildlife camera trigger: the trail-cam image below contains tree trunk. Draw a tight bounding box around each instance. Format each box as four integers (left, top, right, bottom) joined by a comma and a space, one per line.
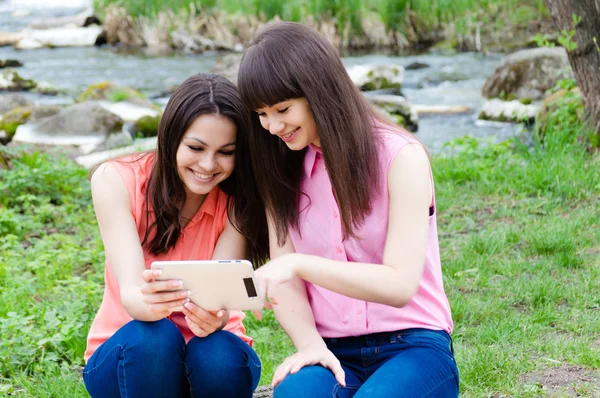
546, 0, 600, 142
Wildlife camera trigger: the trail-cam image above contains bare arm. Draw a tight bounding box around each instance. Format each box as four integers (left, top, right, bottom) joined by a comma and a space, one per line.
261, 143, 432, 308
263, 213, 346, 386
91, 163, 187, 321
266, 215, 323, 351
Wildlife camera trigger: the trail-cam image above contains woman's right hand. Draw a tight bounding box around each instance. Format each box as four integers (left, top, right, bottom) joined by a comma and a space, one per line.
272, 343, 346, 388
140, 269, 191, 319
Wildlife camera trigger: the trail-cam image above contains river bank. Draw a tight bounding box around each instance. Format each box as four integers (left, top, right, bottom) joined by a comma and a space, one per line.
88, 0, 553, 54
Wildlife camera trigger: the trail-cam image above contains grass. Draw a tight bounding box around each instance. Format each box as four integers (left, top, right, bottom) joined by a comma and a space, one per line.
0, 99, 599, 396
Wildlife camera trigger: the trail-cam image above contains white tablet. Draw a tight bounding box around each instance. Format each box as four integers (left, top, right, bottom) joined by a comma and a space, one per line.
150, 260, 263, 311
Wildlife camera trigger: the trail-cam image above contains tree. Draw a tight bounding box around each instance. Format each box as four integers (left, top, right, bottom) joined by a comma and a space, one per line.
546, 0, 600, 143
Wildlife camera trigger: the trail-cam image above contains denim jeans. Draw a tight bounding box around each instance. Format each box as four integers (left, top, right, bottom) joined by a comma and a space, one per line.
83, 319, 261, 398
274, 328, 459, 398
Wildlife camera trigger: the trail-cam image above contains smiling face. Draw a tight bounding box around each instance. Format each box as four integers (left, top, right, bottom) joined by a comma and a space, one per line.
176, 113, 237, 202
256, 98, 320, 150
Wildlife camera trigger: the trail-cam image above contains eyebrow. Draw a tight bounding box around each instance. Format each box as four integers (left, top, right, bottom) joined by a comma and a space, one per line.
185, 137, 236, 148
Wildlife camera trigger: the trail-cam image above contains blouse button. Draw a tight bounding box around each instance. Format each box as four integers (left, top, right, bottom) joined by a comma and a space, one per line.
336, 247, 343, 254
357, 308, 363, 315
333, 212, 338, 218
342, 317, 349, 324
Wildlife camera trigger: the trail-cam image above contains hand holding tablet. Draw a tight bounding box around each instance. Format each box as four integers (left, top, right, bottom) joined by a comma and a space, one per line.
150, 260, 263, 311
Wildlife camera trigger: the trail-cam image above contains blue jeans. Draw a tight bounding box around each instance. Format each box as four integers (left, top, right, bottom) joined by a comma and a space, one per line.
274, 328, 459, 398
83, 319, 261, 398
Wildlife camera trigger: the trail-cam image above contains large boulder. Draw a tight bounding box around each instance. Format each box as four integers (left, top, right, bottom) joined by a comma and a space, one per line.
347, 64, 404, 93
0, 105, 61, 144
14, 26, 103, 50
12, 101, 124, 148
0, 69, 36, 92
0, 94, 31, 114
482, 47, 573, 101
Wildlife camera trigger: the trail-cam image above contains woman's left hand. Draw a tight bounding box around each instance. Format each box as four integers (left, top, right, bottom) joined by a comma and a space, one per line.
255, 253, 302, 310
182, 302, 229, 338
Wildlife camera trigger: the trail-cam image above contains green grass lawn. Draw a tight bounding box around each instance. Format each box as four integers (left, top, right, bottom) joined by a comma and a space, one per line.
1, 105, 599, 396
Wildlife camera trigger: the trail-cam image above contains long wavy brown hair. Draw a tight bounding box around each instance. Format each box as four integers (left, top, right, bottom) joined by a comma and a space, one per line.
238, 22, 387, 246
142, 74, 268, 264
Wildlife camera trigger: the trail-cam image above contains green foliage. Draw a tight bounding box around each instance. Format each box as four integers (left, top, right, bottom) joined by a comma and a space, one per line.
0, 146, 103, 390
0, 148, 90, 208
533, 32, 555, 48
557, 29, 577, 52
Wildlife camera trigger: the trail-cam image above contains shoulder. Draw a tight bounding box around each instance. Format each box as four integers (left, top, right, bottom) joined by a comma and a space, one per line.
92, 152, 154, 190
372, 122, 422, 171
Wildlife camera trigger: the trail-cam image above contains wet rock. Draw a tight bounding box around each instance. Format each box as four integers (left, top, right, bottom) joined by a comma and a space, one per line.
0, 69, 36, 92
348, 64, 404, 92
0, 60, 23, 69
482, 47, 572, 101
478, 98, 539, 123
12, 101, 124, 147
0, 94, 31, 114
405, 61, 430, 70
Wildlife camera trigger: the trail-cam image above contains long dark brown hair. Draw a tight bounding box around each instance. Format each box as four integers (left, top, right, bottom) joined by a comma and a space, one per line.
143, 73, 268, 264
238, 22, 385, 246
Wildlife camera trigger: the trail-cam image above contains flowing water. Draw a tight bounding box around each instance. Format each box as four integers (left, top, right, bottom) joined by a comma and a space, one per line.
1, 0, 523, 153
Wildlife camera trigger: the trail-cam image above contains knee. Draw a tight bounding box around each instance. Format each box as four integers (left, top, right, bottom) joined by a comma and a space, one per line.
123, 319, 185, 360
186, 331, 261, 396
274, 366, 335, 398
187, 330, 259, 370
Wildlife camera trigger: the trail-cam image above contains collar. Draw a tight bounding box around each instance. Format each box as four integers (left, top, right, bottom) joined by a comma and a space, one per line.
303, 143, 323, 178
196, 187, 219, 219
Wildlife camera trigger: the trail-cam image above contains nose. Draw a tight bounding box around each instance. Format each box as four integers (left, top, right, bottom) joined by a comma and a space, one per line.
268, 117, 285, 136
198, 153, 216, 171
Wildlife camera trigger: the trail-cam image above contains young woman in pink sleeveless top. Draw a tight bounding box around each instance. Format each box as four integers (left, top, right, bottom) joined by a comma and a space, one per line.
83, 74, 268, 397
238, 23, 459, 397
